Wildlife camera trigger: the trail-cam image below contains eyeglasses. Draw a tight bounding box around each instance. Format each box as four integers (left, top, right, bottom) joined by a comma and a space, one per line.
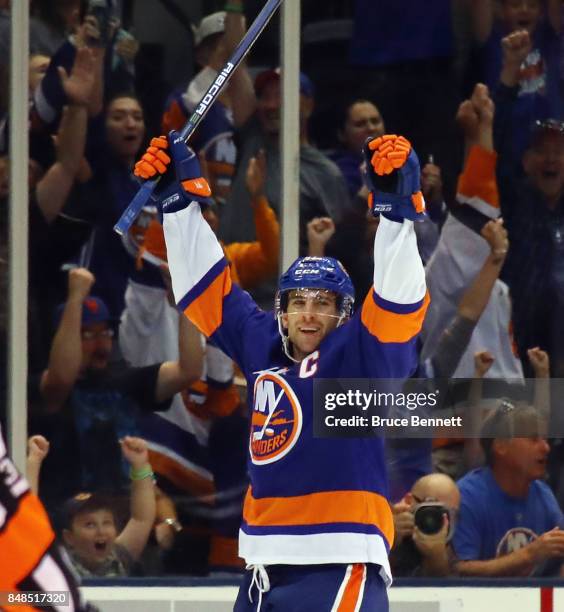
81, 329, 114, 340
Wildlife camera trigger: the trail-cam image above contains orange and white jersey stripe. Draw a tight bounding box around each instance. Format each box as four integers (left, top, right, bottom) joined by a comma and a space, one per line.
331, 564, 367, 612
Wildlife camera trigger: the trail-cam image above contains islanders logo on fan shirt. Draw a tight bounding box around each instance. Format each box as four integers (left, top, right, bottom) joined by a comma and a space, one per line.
250, 371, 303, 465
496, 527, 537, 557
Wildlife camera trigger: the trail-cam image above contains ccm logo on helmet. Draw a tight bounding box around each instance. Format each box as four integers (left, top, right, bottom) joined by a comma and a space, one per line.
294, 268, 321, 276
250, 372, 303, 465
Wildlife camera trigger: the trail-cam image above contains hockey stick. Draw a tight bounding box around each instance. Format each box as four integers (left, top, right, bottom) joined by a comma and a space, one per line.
114, 0, 284, 236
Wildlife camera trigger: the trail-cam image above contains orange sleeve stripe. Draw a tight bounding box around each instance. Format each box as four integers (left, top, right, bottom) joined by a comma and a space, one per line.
0, 493, 54, 588
243, 489, 394, 547
457, 145, 499, 209
183, 266, 232, 336
361, 291, 430, 343
148, 450, 215, 499
337, 564, 365, 612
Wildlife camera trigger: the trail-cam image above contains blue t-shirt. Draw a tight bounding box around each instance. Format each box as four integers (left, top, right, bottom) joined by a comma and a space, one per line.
453, 467, 564, 572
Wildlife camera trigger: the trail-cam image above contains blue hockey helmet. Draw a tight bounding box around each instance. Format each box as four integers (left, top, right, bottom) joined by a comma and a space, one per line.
275, 256, 355, 318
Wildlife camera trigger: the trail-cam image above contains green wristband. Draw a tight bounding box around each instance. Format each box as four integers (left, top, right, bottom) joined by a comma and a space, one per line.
224, 3, 244, 13
130, 465, 154, 481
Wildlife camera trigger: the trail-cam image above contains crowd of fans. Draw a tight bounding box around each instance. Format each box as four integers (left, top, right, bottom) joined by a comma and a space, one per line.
1, 0, 564, 580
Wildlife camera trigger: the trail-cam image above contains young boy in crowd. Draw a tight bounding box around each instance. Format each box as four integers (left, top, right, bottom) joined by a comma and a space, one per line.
61, 436, 156, 577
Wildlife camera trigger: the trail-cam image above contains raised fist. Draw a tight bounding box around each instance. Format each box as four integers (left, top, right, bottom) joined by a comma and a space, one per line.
68, 267, 95, 302
364, 134, 426, 221
481, 219, 508, 264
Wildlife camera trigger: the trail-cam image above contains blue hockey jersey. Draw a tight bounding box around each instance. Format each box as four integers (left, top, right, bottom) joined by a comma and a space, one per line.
163, 203, 428, 585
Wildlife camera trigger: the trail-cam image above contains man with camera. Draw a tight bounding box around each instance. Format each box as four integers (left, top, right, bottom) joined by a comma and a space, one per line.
390, 473, 460, 577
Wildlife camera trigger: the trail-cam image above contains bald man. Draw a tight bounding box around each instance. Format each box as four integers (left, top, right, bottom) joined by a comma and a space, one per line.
390, 473, 460, 577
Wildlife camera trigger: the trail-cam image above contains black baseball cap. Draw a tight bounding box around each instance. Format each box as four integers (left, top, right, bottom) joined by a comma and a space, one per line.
62, 492, 115, 528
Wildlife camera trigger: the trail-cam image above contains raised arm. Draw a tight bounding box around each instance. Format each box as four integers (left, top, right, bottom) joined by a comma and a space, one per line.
35, 48, 94, 222
463, 351, 495, 468
26, 435, 50, 496
458, 219, 508, 321
222, 1, 256, 128
358, 135, 428, 355
134, 131, 264, 368
307, 216, 336, 257
494, 31, 532, 179
32, 19, 105, 133
430, 83, 499, 295
115, 437, 156, 562
365, 135, 427, 307
527, 347, 550, 425
429, 217, 508, 381
499, 30, 531, 88
225, 149, 280, 288
69, 15, 106, 118
155, 306, 205, 403
40, 268, 94, 413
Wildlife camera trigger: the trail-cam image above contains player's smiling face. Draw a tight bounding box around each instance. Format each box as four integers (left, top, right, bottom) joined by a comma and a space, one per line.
282, 289, 340, 361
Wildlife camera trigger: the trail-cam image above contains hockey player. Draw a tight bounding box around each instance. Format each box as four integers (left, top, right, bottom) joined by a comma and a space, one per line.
134, 132, 429, 610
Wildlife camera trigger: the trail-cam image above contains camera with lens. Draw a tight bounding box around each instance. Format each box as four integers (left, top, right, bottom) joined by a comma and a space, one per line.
413, 502, 448, 535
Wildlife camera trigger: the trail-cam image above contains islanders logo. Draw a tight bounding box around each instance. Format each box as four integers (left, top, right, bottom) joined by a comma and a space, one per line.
496, 527, 537, 558
250, 371, 303, 465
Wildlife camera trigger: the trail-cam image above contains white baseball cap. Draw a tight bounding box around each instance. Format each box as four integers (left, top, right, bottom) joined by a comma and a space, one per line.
193, 11, 226, 47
